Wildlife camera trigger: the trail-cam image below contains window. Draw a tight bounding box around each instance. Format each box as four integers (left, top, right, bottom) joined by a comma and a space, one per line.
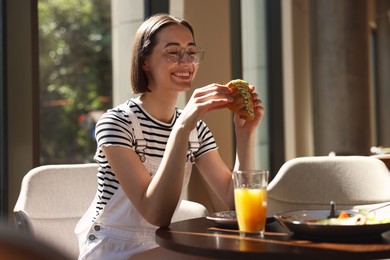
38, 0, 112, 164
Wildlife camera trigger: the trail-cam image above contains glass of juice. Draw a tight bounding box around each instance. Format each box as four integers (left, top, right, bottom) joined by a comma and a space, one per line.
233, 170, 269, 238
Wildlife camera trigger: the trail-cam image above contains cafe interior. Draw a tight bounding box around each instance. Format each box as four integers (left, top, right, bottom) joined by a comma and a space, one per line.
1, 0, 390, 258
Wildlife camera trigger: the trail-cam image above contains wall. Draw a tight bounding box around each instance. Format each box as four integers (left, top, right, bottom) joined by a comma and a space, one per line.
182, 0, 234, 167
6, 0, 38, 215
375, 0, 390, 147
282, 0, 314, 159
311, 0, 371, 155
111, 0, 144, 106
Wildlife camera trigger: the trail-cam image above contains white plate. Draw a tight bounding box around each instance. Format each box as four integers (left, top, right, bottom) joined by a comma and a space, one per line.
206, 211, 238, 226
274, 209, 390, 237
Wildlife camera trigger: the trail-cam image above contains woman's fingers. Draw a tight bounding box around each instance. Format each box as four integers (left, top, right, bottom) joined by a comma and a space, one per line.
191, 84, 233, 108
193, 84, 232, 98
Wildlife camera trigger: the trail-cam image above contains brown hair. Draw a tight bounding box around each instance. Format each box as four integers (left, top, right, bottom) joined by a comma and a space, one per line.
130, 13, 195, 93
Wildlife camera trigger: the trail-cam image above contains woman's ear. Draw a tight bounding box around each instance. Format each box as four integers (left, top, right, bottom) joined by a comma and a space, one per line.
142, 58, 149, 71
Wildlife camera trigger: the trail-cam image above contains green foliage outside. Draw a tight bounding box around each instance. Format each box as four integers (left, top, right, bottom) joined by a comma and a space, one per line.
38, 0, 112, 164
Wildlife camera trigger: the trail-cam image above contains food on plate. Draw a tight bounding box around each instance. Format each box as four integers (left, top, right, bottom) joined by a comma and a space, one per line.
337, 211, 350, 219
305, 210, 390, 226
226, 79, 254, 120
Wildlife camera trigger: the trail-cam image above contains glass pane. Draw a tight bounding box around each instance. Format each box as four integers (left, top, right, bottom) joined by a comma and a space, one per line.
38, 0, 112, 164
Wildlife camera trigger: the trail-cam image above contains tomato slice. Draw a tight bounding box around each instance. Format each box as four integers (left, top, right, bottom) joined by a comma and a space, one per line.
338, 211, 350, 219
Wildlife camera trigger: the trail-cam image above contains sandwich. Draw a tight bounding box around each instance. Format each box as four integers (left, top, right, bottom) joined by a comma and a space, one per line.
226, 79, 254, 120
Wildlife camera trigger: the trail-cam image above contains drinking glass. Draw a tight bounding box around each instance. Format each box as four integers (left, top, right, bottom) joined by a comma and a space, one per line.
233, 170, 269, 237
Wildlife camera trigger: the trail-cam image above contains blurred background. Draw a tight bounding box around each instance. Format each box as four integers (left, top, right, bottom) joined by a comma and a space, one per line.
1, 0, 390, 217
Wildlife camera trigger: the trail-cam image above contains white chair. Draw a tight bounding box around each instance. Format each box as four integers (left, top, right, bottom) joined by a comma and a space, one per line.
267, 156, 390, 214
14, 163, 208, 259
172, 200, 208, 223
371, 154, 390, 171
14, 163, 99, 259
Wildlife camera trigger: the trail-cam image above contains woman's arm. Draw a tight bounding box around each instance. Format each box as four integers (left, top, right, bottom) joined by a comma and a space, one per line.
103, 123, 191, 227
233, 86, 264, 171
195, 150, 235, 210
104, 84, 234, 227
195, 86, 264, 210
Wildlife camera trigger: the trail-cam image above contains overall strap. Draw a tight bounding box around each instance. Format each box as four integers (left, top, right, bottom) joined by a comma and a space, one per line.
123, 100, 200, 163
188, 128, 199, 164
122, 102, 146, 162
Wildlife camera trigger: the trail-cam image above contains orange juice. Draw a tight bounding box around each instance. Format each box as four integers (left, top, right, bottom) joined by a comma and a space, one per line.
234, 188, 267, 233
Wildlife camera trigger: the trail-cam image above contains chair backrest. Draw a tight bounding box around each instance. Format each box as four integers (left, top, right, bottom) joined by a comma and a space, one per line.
14, 163, 98, 259
267, 156, 390, 214
371, 154, 390, 171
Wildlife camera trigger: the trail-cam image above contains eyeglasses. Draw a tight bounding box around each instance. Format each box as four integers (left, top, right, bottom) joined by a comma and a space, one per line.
163, 47, 205, 65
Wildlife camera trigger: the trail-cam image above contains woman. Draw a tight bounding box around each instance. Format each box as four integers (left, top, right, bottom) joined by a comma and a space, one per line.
75, 13, 264, 259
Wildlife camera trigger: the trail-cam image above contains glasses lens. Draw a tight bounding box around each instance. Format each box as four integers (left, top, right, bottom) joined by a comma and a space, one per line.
189, 48, 204, 64
164, 48, 181, 63
164, 47, 204, 64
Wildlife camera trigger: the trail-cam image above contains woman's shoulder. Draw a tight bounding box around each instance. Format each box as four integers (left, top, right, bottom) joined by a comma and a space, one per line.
94, 101, 140, 134
99, 100, 138, 122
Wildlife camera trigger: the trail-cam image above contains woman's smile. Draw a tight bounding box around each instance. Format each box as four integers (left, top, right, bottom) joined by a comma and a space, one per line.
172, 70, 192, 80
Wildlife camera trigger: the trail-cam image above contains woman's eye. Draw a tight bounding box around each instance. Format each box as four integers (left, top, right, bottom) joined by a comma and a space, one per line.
167, 52, 180, 56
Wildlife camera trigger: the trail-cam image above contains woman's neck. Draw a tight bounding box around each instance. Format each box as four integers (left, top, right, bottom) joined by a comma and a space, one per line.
138, 92, 178, 123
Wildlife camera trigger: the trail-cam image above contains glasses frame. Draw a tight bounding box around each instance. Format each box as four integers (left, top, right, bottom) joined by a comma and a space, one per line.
162, 47, 205, 65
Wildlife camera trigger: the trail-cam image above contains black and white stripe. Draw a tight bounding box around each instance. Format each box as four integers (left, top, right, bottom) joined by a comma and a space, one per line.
92, 99, 218, 219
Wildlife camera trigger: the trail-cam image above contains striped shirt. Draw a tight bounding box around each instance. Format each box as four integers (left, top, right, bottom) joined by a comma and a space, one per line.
92, 99, 218, 218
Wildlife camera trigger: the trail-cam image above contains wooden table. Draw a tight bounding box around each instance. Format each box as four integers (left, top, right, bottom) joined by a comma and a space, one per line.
155, 217, 390, 259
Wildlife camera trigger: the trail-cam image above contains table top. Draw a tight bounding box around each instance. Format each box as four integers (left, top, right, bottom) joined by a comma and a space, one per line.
155, 217, 390, 260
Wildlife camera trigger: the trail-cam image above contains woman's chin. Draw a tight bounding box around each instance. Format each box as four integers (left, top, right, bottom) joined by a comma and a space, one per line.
174, 81, 192, 91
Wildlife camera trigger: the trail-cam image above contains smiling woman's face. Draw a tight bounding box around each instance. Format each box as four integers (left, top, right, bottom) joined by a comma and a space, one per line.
142, 24, 200, 93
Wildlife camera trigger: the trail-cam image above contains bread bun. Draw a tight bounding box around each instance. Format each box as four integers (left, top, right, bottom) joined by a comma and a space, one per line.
226, 79, 254, 120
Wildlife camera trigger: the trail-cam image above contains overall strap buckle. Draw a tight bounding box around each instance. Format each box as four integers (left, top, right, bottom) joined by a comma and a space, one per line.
135, 139, 147, 162
188, 141, 200, 164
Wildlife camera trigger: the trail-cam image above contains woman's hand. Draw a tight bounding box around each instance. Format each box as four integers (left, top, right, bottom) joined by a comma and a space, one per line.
234, 85, 264, 134
178, 83, 234, 130
232, 85, 264, 171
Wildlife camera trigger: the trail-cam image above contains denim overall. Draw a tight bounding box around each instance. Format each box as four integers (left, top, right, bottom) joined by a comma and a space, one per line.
75, 105, 198, 259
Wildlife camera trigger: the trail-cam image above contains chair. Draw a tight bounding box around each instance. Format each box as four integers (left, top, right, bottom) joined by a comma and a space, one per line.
371, 154, 390, 171
14, 163, 99, 259
267, 156, 390, 214
172, 200, 208, 223
14, 163, 208, 259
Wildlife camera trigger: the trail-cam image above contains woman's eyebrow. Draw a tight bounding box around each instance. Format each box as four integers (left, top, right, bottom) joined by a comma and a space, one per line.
163, 42, 196, 48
